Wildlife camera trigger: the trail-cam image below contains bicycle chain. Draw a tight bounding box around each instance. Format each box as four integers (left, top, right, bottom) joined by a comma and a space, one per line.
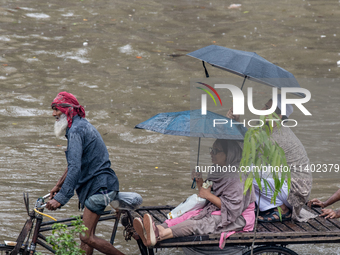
123, 223, 134, 241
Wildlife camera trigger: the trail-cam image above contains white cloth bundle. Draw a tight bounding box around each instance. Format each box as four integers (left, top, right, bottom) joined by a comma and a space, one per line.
167, 181, 212, 219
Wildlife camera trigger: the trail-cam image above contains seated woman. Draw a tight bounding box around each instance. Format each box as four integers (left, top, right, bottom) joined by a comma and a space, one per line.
133, 139, 256, 248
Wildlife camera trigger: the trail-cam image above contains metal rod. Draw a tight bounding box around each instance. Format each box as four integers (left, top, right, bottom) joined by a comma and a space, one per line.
148, 248, 155, 255
40, 215, 117, 232
110, 211, 121, 244
10, 219, 33, 255
202, 61, 209, 78
240, 76, 247, 90
136, 239, 148, 255
36, 239, 55, 254
27, 216, 43, 255
40, 210, 115, 226
146, 210, 162, 223
24, 193, 30, 216
191, 137, 201, 189
42, 194, 50, 199
197, 137, 201, 166
135, 205, 174, 211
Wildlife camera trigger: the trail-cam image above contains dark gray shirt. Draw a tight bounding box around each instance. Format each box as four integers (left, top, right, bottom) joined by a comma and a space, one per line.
54, 115, 119, 208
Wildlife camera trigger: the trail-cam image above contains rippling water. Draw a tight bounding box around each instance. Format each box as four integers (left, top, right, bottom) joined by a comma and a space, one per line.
0, 0, 340, 254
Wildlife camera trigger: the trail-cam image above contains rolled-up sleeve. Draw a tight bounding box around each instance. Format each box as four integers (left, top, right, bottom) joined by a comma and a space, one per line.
54, 132, 83, 205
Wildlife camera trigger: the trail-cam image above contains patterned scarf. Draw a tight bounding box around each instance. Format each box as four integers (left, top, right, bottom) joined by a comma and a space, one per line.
51, 92, 85, 128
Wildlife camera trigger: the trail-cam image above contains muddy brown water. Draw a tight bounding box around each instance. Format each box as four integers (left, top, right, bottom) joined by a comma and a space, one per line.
0, 0, 340, 254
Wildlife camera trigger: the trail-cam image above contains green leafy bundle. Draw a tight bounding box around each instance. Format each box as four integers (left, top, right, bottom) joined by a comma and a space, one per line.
240, 114, 291, 207
44, 215, 88, 255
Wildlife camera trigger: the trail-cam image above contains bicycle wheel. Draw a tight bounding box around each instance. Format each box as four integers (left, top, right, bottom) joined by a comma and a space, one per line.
243, 245, 299, 255
0, 243, 25, 255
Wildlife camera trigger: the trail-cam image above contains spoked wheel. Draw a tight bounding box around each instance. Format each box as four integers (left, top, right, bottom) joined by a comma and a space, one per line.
0, 244, 25, 255
243, 245, 299, 255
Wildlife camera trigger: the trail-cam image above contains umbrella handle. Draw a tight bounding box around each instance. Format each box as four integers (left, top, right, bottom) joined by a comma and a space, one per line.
191, 178, 196, 189
202, 61, 209, 78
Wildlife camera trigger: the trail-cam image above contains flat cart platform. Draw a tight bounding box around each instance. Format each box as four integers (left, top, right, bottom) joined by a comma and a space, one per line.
121, 205, 340, 255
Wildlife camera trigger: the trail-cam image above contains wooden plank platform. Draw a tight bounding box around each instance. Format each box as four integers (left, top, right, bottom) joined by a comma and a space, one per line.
133, 205, 340, 248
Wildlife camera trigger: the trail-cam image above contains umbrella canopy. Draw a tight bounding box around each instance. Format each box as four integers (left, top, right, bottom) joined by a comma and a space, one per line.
135, 109, 247, 141
187, 45, 304, 97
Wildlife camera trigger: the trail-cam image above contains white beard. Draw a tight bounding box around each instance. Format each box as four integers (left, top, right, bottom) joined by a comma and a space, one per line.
54, 113, 68, 138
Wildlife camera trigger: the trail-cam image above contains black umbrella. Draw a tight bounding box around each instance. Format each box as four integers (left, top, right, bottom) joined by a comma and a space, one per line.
187, 45, 304, 97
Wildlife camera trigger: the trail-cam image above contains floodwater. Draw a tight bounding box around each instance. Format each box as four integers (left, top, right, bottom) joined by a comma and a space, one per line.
0, 0, 339, 254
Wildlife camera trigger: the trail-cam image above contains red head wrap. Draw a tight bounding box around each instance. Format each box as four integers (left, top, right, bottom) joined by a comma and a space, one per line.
51, 92, 85, 128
